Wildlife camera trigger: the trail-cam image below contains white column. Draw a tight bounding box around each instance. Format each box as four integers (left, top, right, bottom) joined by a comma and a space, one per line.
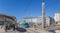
42, 1, 46, 28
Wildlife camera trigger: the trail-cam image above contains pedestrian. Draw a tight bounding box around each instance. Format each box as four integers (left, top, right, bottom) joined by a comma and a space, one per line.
5, 25, 8, 32
12, 24, 15, 31
33, 25, 36, 28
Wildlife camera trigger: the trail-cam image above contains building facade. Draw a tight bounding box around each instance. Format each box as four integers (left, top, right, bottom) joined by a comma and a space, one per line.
0, 14, 17, 25
21, 16, 54, 26
54, 12, 60, 24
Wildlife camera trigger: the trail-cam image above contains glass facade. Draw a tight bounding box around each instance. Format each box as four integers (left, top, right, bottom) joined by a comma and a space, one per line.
0, 14, 16, 25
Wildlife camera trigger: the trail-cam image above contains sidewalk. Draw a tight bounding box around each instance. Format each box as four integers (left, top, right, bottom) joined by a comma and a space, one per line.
0, 26, 5, 32
25, 28, 53, 33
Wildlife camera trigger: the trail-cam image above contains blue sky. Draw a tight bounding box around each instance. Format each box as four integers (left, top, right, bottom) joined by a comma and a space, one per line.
0, 0, 60, 22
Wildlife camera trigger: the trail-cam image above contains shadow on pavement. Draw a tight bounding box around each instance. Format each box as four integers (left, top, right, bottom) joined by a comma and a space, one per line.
49, 30, 56, 33
16, 27, 27, 32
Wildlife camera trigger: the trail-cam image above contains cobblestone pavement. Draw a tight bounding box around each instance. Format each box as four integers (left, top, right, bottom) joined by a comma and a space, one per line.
0, 28, 53, 33
1, 24, 60, 33
0, 26, 53, 33
0, 26, 20, 33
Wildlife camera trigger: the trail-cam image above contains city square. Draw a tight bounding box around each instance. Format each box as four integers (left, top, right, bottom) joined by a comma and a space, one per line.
0, 0, 60, 33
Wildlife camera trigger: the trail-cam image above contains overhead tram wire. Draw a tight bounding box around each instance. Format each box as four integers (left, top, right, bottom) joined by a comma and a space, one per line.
18, 0, 32, 22
24, 0, 32, 17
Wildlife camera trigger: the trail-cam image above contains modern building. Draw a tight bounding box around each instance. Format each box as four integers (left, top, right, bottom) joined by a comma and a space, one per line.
0, 14, 17, 25
21, 16, 55, 26
54, 12, 60, 24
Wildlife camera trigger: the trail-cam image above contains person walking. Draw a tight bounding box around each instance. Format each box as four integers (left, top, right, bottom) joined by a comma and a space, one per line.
5, 25, 8, 32
12, 23, 15, 31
